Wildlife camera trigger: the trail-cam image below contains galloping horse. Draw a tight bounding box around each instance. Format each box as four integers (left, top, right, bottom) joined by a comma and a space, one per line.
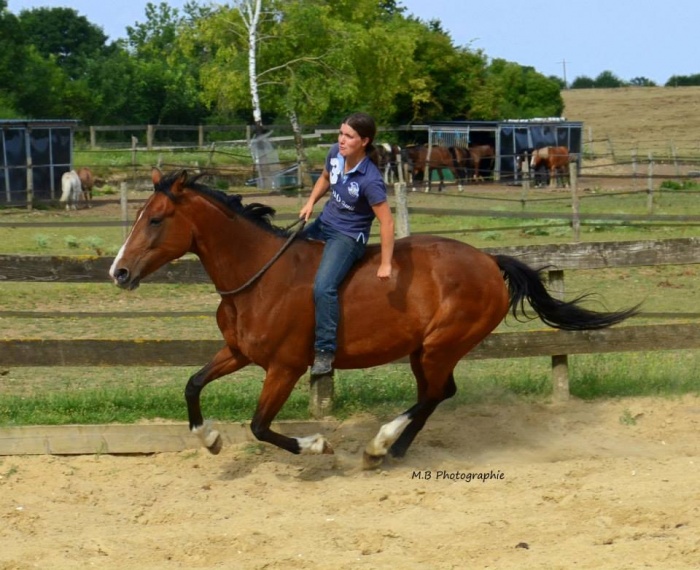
110, 170, 637, 469
402, 144, 464, 192
531, 146, 571, 188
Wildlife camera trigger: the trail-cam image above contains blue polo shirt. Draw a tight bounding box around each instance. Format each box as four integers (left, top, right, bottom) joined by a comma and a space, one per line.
318, 143, 388, 243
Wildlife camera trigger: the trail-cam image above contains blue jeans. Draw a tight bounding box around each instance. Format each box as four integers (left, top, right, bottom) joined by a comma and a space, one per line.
301, 219, 366, 353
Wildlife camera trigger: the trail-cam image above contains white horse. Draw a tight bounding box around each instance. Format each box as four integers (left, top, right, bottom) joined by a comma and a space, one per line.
60, 170, 83, 210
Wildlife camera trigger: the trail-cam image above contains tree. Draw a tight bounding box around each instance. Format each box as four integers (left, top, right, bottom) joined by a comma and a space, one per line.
570, 75, 596, 89
665, 74, 700, 87
123, 1, 210, 124
629, 76, 656, 87
0, 0, 27, 116
471, 60, 563, 119
388, 17, 488, 124
17, 7, 109, 80
594, 70, 625, 88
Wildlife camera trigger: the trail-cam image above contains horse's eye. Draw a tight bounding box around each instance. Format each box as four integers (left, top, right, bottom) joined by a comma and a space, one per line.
149, 217, 163, 226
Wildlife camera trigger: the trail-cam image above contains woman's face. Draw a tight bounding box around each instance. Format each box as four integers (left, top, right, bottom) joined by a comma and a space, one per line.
337, 122, 368, 159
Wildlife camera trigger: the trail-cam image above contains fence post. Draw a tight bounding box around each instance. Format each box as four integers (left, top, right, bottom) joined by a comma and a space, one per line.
90, 126, 96, 150
647, 152, 654, 214
25, 130, 33, 211
606, 135, 616, 162
394, 182, 410, 238
147, 125, 154, 151
309, 374, 334, 418
548, 269, 569, 401
520, 152, 530, 210
198, 125, 205, 149
570, 160, 580, 241
120, 182, 129, 240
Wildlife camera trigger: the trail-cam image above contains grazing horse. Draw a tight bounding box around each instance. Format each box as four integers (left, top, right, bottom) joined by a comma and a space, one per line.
467, 144, 495, 182
77, 167, 95, 206
531, 146, 571, 188
60, 170, 82, 210
402, 144, 463, 192
375, 143, 402, 183
109, 170, 637, 469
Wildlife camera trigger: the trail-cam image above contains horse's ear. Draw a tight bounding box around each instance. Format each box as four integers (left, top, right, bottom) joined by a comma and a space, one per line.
151, 167, 162, 187
170, 170, 189, 196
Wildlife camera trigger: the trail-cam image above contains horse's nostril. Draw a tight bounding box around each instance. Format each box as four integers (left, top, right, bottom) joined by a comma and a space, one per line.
115, 268, 130, 285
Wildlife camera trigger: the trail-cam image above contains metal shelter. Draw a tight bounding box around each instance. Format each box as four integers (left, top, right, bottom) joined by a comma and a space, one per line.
427, 118, 583, 182
0, 119, 79, 204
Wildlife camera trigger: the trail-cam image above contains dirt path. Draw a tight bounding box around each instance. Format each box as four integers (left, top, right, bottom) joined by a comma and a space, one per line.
2, 395, 699, 569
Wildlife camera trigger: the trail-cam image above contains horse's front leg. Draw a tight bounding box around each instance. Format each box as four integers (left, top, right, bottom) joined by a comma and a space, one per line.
250, 366, 333, 455
186, 345, 251, 454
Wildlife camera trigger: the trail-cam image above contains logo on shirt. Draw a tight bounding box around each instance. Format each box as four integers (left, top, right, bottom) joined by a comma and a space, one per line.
329, 157, 341, 185
347, 181, 360, 199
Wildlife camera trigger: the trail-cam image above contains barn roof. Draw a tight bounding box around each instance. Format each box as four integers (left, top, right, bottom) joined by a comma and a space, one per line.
0, 119, 80, 128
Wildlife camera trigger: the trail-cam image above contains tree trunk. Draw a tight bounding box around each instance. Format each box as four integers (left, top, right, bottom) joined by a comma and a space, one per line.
288, 110, 313, 188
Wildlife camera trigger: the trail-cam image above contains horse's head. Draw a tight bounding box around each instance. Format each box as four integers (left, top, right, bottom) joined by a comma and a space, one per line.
109, 168, 195, 290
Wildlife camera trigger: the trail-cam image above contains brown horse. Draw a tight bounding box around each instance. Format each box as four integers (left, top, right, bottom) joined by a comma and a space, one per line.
531, 146, 570, 188
109, 170, 637, 469
467, 144, 495, 182
402, 144, 464, 192
77, 167, 94, 206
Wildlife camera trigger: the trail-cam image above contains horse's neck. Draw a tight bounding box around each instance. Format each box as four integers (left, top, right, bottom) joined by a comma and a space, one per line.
192, 209, 285, 290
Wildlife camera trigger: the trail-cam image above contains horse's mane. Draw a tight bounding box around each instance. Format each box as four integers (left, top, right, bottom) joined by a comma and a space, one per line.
154, 170, 292, 238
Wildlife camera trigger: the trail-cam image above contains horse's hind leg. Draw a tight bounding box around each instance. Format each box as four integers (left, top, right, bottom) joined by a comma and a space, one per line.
186, 345, 250, 454
363, 352, 457, 469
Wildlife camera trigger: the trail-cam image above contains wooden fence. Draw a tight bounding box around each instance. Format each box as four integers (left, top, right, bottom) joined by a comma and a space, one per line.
2, 237, 700, 414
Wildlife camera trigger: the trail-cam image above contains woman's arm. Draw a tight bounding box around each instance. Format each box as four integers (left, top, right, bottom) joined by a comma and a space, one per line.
299, 168, 331, 221
371, 200, 395, 280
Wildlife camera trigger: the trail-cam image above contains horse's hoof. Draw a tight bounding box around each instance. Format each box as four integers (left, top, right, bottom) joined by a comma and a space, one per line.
207, 434, 223, 455
322, 440, 334, 455
362, 451, 385, 470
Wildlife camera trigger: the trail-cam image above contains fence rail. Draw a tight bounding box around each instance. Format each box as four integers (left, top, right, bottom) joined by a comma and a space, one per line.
3, 324, 698, 367
1, 237, 699, 282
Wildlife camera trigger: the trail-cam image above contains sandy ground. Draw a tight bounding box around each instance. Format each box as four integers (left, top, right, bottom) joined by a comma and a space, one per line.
1, 395, 699, 569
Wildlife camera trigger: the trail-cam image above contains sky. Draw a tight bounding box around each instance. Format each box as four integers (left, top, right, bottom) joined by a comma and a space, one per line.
6, 0, 699, 86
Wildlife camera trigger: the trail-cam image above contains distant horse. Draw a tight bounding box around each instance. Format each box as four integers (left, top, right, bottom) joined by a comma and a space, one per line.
60, 170, 82, 210
467, 144, 495, 182
402, 144, 464, 192
109, 169, 638, 469
375, 143, 401, 183
531, 146, 571, 188
77, 167, 94, 206
516, 151, 551, 187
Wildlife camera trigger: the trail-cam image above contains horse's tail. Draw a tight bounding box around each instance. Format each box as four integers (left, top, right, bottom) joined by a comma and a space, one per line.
494, 254, 639, 331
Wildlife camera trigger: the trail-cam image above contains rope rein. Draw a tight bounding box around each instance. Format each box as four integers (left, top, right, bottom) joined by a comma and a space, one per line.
215, 218, 306, 296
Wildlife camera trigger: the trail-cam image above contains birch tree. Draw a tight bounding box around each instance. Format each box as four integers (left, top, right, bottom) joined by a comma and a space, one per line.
233, 0, 266, 134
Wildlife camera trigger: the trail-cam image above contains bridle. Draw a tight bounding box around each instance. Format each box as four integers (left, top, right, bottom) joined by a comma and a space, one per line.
215, 218, 306, 296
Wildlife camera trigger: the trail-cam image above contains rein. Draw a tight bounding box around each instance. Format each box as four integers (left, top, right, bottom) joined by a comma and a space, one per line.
215, 218, 306, 296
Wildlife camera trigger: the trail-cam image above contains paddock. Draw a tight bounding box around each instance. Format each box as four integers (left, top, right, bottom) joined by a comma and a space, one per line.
1, 395, 699, 569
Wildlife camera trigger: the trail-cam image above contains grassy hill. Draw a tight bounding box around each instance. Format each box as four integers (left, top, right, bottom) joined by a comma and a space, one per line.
561, 86, 700, 157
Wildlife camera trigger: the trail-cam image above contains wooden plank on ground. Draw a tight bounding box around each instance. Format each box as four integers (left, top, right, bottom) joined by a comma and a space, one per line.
0, 421, 337, 456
